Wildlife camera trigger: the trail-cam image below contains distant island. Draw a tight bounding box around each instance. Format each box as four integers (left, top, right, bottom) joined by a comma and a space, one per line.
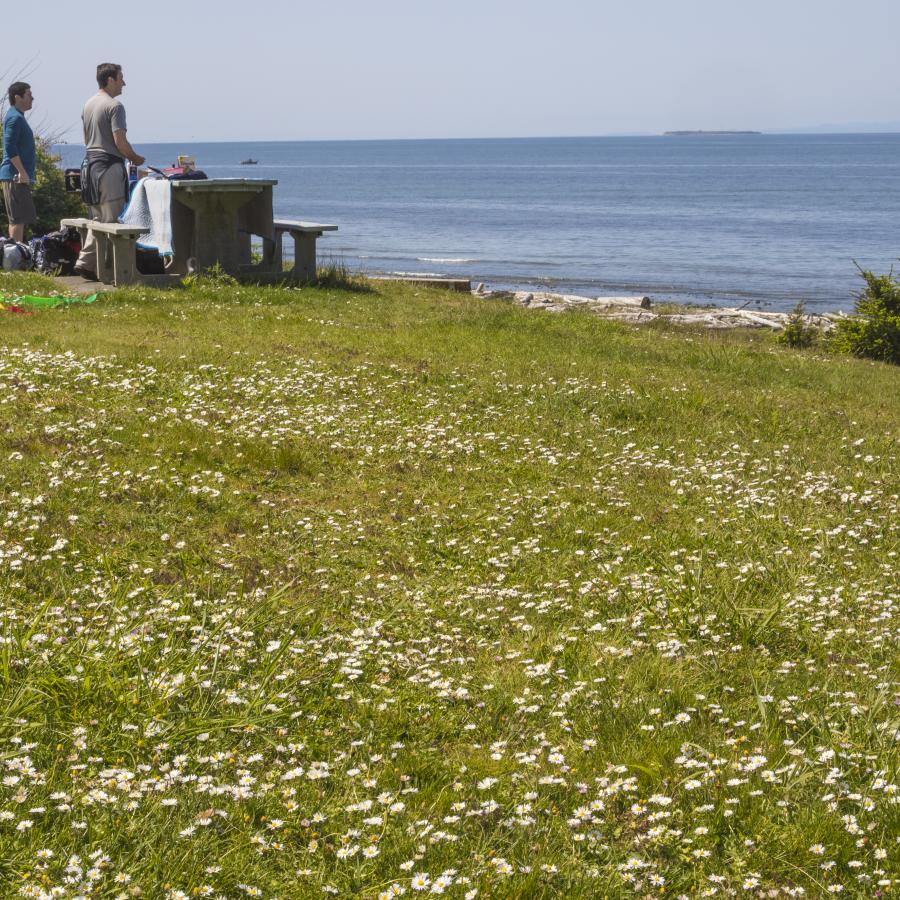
663, 130, 762, 136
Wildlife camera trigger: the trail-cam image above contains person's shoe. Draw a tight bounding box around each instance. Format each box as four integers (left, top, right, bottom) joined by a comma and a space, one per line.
73, 266, 98, 281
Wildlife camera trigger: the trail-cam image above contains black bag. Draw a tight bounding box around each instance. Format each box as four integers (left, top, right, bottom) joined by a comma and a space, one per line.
29, 227, 81, 275
148, 166, 208, 181
64, 168, 82, 193
167, 170, 208, 181
136, 247, 165, 275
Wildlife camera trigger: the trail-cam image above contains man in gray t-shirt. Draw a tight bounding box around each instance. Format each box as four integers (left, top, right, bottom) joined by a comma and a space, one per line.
83, 90, 128, 159
75, 62, 145, 279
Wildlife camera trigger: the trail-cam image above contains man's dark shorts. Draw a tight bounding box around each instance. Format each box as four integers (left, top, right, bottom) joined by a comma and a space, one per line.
1, 180, 37, 226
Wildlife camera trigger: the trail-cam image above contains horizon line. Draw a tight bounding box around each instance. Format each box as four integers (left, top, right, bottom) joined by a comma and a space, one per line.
51, 130, 900, 146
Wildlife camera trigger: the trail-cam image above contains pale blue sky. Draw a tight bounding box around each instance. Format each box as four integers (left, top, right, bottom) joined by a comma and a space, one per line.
13, 0, 900, 142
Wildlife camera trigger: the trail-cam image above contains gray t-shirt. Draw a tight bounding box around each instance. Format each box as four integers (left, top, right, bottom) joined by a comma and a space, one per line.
82, 92, 127, 158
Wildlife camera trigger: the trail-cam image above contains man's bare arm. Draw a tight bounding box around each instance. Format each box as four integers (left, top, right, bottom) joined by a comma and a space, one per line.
9, 155, 29, 184
113, 129, 145, 166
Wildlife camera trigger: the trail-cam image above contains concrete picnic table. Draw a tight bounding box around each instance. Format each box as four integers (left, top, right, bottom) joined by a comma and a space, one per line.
62, 177, 338, 286
169, 178, 278, 276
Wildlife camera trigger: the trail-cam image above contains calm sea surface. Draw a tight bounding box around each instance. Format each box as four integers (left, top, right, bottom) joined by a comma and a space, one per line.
56, 135, 900, 311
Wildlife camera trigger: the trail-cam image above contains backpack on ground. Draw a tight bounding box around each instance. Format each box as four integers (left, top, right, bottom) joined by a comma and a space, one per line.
29, 227, 82, 275
1, 240, 33, 271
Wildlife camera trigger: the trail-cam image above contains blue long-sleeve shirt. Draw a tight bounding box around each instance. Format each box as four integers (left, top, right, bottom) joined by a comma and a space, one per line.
0, 108, 36, 182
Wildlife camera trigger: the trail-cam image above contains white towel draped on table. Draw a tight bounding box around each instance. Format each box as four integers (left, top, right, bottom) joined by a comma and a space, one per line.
118, 177, 174, 257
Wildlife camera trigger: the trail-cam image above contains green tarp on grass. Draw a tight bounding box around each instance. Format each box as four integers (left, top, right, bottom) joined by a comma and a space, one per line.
1, 293, 102, 309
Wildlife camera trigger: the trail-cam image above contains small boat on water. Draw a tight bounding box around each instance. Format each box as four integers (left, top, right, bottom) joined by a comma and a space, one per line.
240, 158, 258, 165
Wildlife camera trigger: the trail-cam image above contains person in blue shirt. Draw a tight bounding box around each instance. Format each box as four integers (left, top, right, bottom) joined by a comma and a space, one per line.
0, 81, 37, 241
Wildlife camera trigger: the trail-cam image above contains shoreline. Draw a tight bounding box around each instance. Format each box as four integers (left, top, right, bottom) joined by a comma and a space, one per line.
473, 285, 839, 330
353, 265, 855, 315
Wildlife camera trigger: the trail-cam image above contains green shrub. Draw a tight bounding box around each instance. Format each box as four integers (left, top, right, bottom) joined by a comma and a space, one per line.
181, 261, 238, 288
314, 257, 373, 292
777, 301, 818, 349
829, 268, 900, 365
0, 139, 85, 237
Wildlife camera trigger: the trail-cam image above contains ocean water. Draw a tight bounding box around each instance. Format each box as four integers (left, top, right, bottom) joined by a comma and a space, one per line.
55, 135, 900, 312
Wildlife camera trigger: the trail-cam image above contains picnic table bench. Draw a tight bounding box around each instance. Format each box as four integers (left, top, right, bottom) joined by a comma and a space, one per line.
61, 218, 146, 286
273, 220, 338, 281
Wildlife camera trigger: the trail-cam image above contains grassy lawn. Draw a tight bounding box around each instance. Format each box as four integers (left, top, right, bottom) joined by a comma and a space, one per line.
0, 272, 897, 899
